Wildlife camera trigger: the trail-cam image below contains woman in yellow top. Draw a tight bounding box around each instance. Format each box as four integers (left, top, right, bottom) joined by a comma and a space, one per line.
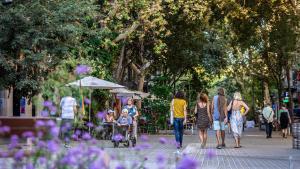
170, 91, 187, 149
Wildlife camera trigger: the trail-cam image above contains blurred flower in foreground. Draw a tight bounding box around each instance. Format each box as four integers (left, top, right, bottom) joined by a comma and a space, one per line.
176, 155, 198, 169
140, 134, 149, 142
84, 98, 91, 105
43, 100, 53, 107
159, 137, 168, 144
96, 111, 106, 120
75, 65, 91, 75
206, 149, 216, 160
113, 134, 123, 142
156, 152, 166, 163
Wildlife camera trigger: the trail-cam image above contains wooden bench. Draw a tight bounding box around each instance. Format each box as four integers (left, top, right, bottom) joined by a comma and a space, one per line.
0, 116, 56, 137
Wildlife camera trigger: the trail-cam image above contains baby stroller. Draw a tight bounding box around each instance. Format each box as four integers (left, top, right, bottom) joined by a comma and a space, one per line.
112, 123, 136, 148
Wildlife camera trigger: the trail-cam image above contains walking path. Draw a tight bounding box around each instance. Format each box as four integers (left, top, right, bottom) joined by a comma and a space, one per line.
0, 128, 299, 169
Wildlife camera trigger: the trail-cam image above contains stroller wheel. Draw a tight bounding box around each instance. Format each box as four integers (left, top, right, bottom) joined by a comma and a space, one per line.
124, 140, 130, 148
131, 137, 136, 147
114, 141, 119, 148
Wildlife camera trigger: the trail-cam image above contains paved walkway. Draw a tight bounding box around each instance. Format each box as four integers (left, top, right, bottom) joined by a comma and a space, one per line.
0, 128, 299, 169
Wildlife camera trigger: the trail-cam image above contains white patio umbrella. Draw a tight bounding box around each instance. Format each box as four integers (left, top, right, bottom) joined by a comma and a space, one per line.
110, 88, 136, 97
66, 76, 124, 133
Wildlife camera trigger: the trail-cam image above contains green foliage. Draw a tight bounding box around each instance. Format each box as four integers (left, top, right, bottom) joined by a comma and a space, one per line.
142, 98, 170, 130
0, 0, 98, 98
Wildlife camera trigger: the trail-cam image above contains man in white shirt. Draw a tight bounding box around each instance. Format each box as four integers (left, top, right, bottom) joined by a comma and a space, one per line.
60, 95, 77, 147
262, 102, 274, 139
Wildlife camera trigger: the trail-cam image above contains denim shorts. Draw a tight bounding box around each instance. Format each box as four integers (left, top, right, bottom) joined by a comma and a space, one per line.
213, 121, 225, 131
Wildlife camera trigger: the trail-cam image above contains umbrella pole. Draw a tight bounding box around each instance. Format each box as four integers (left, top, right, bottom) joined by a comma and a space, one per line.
89, 89, 92, 134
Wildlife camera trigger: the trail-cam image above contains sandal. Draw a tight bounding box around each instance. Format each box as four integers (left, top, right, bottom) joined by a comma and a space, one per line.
234, 146, 239, 148
216, 145, 222, 149
222, 144, 226, 148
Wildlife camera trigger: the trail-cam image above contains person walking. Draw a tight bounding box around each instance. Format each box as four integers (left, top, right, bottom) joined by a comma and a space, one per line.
211, 88, 228, 149
170, 91, 187, 149
227, 92, 249, 148
123, 98, 139, 139
262, 102, 274, 139
194, 93, 212, 148
278, 104, 291, 138
60, 93, 77, 148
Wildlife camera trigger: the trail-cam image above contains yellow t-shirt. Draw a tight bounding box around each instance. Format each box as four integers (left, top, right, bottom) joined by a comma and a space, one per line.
172, 98, 187, 118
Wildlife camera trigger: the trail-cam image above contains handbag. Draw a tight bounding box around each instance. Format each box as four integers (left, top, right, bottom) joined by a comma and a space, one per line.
170, 99, 174, 125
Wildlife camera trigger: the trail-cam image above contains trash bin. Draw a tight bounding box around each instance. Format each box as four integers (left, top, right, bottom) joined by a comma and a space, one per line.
292, 123, 300, 149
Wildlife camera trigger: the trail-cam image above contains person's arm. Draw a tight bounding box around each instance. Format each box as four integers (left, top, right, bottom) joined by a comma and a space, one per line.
211, 99, 214, 118
241, 101, 250, 116
134, 106, 139, 119
224, 99, 228, 122
227, 101, 232, 111
207, 102, 212, 123
183, 101, 187, 124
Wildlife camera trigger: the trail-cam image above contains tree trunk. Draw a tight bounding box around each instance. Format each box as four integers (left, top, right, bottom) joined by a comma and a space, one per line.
263, 81, 271, 105
286, 66, 294, 122
114, 44, 126, 82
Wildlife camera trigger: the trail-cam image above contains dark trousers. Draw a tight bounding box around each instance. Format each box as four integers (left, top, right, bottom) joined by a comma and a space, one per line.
265, 122, 273, 137
174, 118, 184, 147
60, 119, 74, 144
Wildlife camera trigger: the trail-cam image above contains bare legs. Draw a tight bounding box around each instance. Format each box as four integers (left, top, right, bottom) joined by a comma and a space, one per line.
199, 129, 208, 148
282, 128, 288, 138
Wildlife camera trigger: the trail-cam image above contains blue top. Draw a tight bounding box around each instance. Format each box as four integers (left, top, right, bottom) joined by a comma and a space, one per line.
123, 105, 137, 117
213, 95, 220, 120
117, 116, 132, 125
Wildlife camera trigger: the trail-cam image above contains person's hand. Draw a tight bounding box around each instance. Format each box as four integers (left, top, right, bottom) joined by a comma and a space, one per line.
224, 117, 228, 124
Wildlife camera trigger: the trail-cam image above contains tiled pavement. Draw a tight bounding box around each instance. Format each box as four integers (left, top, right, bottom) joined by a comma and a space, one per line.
0, 128, 299, 169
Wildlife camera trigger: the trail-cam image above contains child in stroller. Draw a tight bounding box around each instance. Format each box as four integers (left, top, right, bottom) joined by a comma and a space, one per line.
112, 109, 136, 147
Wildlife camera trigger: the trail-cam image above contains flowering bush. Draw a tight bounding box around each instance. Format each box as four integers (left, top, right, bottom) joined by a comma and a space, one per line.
0, 119, 216, 169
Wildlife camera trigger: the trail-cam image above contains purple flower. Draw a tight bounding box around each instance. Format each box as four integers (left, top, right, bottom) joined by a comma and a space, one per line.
71, 134, 79, 141
84, 98, 91, 105
49, 106, 57, 113
40, 110, 49, 117
2, 126, 10, 133
133, 143, 152, 151
14, 150, 24, 160
75, 65, 91, 75
96, 111, 106, 119
176, 155, 198, 169
47, 140, 59, 153
35, 120, 45, 128
43, 100, 53, 107
0, 152, 9, 158
206, 149, 216, 160
38, 157, 47, 164
82, 132, 91, 140
37, 131, 44, 138
159, 137, 168, 144
22, 131, 34, 138
156, 152, 166, 163
8, 135, 19, 149
121, 97, 128, 105
25, 162, 34, 169
75, 130, 81, 136
113, 134, 123, 142
50, 126, 59, 138
116, 164, 126, 169
46, 120, 56, 127
86, 122, 94, 128
37, 140, 47, 149
140, 134, 149, 142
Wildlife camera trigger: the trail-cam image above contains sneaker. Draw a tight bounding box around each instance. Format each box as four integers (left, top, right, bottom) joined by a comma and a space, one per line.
216, 145, 222, 149
64, 144, 71, 148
